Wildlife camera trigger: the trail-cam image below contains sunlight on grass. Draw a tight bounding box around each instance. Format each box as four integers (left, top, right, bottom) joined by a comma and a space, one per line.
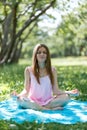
0, 83, 10, 100
18, 58, 32, 65
51, 57, 87, 66
0, 83, 10, 91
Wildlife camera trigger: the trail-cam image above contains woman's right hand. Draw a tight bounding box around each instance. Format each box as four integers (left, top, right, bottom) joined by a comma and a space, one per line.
10, 91, 18, 98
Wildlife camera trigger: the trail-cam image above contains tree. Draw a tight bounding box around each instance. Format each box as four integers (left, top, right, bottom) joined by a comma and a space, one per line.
55, 0, 87, 56
0, 0, 56, 64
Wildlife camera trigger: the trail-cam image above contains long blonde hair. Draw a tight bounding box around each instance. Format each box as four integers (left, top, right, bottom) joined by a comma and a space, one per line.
32, 44, 54, 85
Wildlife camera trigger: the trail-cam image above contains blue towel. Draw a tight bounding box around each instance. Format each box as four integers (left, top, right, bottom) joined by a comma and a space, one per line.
0, 98, 87, 124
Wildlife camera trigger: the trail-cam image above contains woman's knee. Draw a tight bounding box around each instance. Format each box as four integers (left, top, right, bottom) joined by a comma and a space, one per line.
65, 93, 70, 100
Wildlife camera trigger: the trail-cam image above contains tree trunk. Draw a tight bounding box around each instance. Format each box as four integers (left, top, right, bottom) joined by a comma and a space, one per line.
0, 0, 56, 65
0, 3, 18, 64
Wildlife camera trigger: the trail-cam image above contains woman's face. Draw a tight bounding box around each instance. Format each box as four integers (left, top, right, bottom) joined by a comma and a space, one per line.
36, 47, 47, 63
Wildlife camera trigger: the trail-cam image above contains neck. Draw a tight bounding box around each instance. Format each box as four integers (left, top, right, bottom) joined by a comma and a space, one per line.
38, 62, 45, 69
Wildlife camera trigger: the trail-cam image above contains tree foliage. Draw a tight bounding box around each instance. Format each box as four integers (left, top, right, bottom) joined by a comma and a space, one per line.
55, 0, 87, 56
21, 0, 87, 58
0, 0, 56, 64
0, 0, 87, 63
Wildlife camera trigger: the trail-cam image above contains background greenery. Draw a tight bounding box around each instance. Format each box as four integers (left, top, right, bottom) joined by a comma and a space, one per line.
0, 0, 87, 64
21, 0, 87, 59
0, 57, 87, 130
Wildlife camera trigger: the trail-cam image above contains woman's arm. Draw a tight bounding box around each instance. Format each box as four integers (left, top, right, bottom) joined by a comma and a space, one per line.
52, 67, 64, 96
52, 67, 79, 97
18, 67, 30, 97
11, 67, 30, 98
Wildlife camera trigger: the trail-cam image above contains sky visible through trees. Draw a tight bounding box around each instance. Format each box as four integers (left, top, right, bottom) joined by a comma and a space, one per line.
38, 0, 85, 35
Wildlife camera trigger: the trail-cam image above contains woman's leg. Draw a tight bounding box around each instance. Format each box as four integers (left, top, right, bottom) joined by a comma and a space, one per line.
17, 94, 70, 110
17, 97, 42, 110
44, 94, 70, 109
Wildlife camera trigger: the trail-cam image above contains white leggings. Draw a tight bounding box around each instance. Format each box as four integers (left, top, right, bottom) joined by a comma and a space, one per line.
17, 98, 42, 110
17, 93, 70, 110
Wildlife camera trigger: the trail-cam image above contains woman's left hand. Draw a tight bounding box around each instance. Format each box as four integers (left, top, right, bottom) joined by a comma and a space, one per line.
70, 89, 79, 96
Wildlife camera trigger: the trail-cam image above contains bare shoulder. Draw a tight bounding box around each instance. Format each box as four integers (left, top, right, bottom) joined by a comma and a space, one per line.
24, 66, 32, 74
52, 66, 57, 73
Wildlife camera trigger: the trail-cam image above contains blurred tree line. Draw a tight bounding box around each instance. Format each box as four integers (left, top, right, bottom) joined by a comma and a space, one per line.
22, 0, 87, 59
21, 0, 87, 59
55, 1, 87, 57
0, 0, 87, 64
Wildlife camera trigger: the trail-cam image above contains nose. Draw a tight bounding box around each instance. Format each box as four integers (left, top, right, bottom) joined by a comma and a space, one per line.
40, 52, 45, 55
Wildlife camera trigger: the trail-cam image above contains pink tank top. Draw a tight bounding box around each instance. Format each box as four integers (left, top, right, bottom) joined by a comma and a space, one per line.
28, 68, 53, 106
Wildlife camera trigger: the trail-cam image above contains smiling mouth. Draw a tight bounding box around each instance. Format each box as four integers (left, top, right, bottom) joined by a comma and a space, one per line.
41, 57, 45, 58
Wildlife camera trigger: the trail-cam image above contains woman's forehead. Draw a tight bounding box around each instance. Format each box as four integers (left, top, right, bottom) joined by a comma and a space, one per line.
38, 47, 46, 51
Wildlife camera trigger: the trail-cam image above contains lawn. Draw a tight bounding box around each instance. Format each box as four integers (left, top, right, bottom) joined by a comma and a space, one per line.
0, 57, 87, 130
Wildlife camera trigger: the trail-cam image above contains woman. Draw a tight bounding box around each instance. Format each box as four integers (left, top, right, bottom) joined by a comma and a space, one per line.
12, 44, 79, 110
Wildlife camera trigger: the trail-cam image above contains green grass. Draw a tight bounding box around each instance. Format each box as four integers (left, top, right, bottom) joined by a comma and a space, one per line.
51, 56, 87, 66
0, 57, 87, 130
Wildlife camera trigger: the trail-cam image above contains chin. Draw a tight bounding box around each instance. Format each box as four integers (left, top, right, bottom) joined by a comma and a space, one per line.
39, 59, 46, 62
